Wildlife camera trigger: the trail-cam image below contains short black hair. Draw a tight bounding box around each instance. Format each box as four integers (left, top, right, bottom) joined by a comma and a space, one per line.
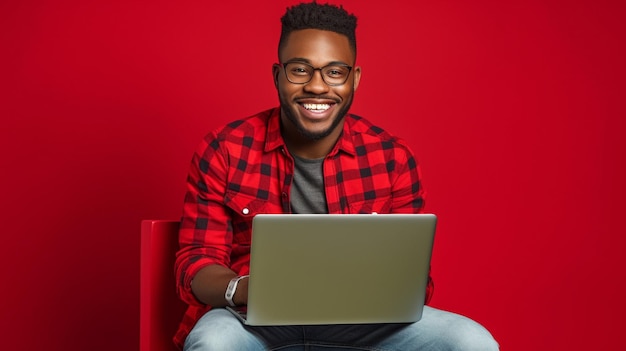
278, 1, 358, 58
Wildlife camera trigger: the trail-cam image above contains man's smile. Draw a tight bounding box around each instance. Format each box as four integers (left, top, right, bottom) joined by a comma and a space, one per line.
301, 103, 332, 111
297, 102, 336, 120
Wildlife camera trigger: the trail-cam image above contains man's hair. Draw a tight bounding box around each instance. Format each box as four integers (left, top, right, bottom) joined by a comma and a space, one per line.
279, 1, 358, 58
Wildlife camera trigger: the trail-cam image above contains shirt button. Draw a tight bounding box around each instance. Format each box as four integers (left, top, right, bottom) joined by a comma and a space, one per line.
242, 208, 250, 215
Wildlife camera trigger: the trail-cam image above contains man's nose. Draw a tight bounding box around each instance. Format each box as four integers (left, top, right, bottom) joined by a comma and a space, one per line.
303, 70, 330, 94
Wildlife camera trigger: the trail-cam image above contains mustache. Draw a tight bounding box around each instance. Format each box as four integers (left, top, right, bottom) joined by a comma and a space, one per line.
295, 95, 341, 103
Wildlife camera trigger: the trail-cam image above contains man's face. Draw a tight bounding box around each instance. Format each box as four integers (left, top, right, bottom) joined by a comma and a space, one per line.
273, 29, 361, 142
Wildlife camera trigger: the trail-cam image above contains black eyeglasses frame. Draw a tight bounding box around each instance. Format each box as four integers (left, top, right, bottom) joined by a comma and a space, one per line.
281, 62, 353, 86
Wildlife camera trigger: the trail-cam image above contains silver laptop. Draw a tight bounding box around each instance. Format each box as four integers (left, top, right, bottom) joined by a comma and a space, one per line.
233, 213, 437, 326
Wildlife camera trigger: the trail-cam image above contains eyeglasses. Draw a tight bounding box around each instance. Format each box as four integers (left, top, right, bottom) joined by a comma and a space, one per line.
282, 62, 353, 86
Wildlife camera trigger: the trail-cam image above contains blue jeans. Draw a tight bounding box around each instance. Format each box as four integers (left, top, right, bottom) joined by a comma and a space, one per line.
184, 306, 499, 350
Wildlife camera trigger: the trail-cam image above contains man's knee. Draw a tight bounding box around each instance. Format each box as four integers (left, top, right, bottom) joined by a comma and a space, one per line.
185, 322, 243, 350
184, 309, 264, 351
445, 316, 499, 351
419, 307, 499, 351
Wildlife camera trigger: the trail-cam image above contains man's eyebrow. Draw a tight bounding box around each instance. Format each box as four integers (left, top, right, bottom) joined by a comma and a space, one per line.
284, 58, 351, 66
284, 57, 312, 64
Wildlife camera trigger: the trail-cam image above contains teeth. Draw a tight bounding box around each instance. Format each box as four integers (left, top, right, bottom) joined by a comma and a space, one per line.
302, 103, 331, 111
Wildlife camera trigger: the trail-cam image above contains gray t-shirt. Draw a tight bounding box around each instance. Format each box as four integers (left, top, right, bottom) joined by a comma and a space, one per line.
290, 154, 328, 214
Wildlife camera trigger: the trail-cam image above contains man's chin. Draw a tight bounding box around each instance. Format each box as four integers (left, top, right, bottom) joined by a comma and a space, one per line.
298, 126, 334, 141
280, 97, 353, 142
292, 114, 344, 141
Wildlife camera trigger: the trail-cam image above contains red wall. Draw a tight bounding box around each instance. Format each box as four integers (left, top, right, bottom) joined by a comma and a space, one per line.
1, 1, 624, 350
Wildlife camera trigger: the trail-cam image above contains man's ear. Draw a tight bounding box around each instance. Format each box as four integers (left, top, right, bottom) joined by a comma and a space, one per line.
272, 63, 281, 88
353, 66, 362, 91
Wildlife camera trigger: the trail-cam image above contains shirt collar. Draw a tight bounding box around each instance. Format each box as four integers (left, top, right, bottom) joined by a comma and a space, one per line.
264, 107, 357, 157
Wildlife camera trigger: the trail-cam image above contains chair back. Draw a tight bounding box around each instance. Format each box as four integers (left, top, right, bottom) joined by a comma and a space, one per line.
140, 220, 187, 351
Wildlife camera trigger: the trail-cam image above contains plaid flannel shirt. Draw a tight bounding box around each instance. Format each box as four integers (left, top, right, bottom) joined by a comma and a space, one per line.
174, 107, 431, 349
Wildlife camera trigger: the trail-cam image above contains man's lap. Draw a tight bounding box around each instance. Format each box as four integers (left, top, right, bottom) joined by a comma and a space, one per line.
184, 306, 499, 351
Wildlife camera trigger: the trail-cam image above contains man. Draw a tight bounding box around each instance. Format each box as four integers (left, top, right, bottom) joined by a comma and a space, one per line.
175, 2, 499, 350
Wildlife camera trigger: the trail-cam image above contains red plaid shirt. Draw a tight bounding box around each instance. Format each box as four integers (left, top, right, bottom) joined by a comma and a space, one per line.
174, 107, 432, 349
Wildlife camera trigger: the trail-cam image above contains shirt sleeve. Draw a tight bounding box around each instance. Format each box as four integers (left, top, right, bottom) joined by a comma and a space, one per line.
175, 132, 232, 306
388, 141, 426, 214
389, 141, 434, 303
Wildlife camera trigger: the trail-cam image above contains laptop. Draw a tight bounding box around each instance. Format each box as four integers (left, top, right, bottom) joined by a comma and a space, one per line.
230, 213, 437, 326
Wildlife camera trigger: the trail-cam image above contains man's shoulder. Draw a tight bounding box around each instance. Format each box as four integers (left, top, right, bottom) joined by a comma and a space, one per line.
345, 113, 404, 144
213, 108, 275, 138
194, 108, 278, 156
343, 114, 417, 164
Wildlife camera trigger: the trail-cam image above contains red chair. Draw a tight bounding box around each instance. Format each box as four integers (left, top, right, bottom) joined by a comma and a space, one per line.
140, 220, 187, 351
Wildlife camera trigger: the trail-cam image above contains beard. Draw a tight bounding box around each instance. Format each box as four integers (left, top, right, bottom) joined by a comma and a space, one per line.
279, 93, 354, 141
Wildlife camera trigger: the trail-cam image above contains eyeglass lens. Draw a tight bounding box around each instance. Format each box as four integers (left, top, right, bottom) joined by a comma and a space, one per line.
284, 62, 351, 85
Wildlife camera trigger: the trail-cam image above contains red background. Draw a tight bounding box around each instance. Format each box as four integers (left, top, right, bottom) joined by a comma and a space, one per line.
1, 0, 625, 350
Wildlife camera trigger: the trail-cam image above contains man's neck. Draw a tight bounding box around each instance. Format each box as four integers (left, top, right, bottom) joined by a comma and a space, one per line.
281, 119, 343, 160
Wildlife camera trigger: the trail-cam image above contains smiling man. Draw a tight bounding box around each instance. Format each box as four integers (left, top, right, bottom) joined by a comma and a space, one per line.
275, 28, 359, 158
175, 2, 498, 350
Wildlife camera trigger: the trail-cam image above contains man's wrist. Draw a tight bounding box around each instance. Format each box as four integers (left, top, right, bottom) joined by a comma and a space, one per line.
225, 275, 249, 307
